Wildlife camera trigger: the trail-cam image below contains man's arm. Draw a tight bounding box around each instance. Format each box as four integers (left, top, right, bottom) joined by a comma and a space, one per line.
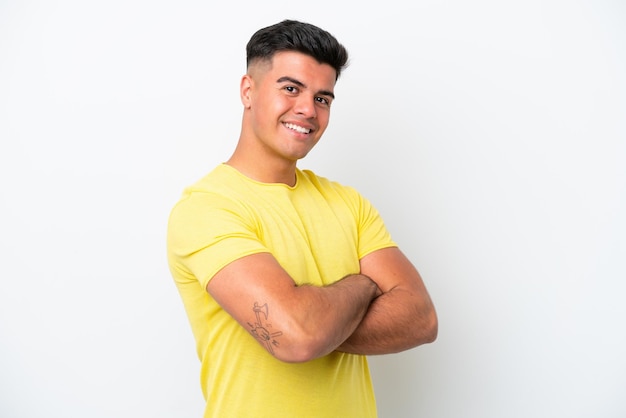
337, 246, 438, 355
206, 252, 381, 363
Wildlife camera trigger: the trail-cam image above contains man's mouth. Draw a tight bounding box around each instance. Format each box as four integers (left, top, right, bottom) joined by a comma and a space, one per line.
284, 122, 312, 134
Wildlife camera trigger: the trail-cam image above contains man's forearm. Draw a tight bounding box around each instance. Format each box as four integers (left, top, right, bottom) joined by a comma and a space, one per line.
279, 273, 380, 362
207, 252, 384, 363
336, 286, 438, 355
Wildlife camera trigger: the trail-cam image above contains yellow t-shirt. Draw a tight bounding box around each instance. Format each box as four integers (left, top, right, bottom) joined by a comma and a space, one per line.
167, 164, 396, 418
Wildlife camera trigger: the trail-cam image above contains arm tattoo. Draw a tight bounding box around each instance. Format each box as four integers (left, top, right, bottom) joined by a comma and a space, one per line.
247, 302, 283, 354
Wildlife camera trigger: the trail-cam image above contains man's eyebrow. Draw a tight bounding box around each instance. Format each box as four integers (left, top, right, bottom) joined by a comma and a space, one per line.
276, 76, 335, 100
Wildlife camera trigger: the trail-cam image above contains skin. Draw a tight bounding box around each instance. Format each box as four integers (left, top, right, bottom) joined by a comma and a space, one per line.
226, 51, 335, 186
207, 51, 437, 363
339, 247, 438, 355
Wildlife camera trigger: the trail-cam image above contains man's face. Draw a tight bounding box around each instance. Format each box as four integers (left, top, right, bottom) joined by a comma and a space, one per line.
241, 51, 337, 164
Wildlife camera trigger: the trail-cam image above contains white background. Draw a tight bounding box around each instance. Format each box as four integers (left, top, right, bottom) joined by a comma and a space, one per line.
1, 1, 625, 417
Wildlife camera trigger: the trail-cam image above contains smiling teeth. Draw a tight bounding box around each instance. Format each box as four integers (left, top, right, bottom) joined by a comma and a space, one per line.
285, 123, 311, 134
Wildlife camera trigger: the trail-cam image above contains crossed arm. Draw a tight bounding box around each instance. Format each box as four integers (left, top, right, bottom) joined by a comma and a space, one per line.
206, 247, 437, 363
338, 246, 438, 355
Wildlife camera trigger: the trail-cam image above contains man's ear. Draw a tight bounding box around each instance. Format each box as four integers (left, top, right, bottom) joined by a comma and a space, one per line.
240, 75, 253, 109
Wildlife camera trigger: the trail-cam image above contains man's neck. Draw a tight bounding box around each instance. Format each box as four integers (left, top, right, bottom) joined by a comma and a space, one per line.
225, 154, 298, 186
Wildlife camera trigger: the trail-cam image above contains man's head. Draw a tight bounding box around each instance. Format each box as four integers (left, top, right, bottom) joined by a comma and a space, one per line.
233, 20, 348, 184
246, 20, 349, 81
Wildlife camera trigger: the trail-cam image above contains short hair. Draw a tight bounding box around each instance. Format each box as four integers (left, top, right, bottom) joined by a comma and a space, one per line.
246, 19, 349, 80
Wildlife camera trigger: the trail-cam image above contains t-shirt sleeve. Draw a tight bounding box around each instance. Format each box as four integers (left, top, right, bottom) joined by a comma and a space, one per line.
353, 189, 397, 259
167, 191, 269, 290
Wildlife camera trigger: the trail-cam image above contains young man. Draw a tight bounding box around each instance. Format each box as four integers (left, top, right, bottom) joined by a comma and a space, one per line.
167, 19, 437, 418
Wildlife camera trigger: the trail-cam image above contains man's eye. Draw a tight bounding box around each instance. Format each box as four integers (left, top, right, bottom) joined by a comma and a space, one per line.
316, 97, 330, 106
285, 86, 298, 93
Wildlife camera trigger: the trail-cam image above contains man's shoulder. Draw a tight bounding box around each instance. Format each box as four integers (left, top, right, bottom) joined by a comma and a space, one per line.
299, 168, 360, 198
169, 164, 243, 213
188, 164, 235, 190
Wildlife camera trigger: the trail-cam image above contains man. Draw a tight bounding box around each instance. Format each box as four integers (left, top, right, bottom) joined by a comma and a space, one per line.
167, 19, 437, 418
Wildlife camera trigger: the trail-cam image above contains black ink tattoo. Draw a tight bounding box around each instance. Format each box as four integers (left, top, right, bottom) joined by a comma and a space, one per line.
247, 302, 283, 354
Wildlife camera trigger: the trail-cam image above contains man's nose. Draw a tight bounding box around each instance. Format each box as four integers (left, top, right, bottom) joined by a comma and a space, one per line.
293, 94, 316, 118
